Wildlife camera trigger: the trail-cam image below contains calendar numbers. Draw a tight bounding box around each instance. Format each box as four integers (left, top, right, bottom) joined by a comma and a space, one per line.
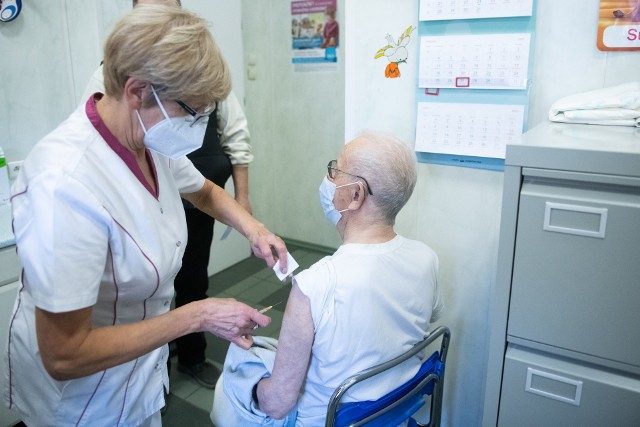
419, 0, 533, 21
415, 102, 524, 159
419, 33, 530, 90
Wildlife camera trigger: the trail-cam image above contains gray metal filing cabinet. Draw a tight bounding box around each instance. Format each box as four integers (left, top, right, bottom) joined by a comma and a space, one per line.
482, 122, 640, 426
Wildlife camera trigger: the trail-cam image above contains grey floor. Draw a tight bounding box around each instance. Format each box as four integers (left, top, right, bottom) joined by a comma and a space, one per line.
162, 243, 330, 426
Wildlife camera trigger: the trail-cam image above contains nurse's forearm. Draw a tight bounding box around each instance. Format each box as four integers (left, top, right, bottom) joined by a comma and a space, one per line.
36, 303, 196, 380
35, 298, 268, 381
185, 179, 254, 235
184, 179, 288, 270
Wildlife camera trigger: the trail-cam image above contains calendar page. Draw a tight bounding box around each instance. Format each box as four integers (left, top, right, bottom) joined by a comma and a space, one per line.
415, 102, 525, 159
418, 33, 530, 90
419, 0, 533, 21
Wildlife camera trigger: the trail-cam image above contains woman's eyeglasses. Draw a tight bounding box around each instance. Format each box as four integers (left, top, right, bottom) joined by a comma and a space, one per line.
175, 100, 214, 127
327, 160, 373, 195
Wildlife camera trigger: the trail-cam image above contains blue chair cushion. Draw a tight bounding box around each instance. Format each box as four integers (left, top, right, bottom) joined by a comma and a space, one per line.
334, 351, 444, 427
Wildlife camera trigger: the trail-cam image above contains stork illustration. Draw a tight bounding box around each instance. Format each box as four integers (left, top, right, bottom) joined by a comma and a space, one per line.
375, 25, 415, 78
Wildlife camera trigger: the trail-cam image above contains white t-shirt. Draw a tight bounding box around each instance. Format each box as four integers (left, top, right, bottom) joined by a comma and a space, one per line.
293, 235, 443, 426
3, 96, 204, 426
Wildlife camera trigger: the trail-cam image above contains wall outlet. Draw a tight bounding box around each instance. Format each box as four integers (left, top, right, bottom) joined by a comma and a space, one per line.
8, 161, 23, 180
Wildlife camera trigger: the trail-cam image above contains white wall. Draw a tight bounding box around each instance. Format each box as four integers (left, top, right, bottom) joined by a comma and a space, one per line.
241, 0, 345, 249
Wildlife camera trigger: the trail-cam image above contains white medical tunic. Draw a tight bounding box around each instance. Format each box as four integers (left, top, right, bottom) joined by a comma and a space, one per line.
293, 235, 443, 426
2, 95, 205, 426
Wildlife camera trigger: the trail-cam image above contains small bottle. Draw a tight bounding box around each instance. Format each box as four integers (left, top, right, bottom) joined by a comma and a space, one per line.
0, 146, 11, 205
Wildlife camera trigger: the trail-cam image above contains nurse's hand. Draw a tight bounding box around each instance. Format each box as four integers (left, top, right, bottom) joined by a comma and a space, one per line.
199, 298, 271, 349
246, 223, 289, 273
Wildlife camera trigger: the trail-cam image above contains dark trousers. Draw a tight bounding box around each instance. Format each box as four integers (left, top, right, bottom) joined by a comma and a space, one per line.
173, 207, 215, 367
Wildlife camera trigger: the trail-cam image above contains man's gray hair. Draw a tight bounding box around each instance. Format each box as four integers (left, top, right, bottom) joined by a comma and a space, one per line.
346, 132, 417, 225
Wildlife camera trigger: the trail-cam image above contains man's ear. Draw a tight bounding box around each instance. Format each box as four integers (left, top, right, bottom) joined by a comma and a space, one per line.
347, 181, 366, 211
123, 78, 149, 111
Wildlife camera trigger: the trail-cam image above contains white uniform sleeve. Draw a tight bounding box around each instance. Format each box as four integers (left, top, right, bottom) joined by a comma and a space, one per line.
217, 92, 253, 166
291, 256, 333, 331
169, 156, 206, 193
13, 170, 110, 312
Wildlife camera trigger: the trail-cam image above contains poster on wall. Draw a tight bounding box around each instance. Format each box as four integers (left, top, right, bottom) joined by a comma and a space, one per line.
291, 0, 339, 72
598, 0, 640, 50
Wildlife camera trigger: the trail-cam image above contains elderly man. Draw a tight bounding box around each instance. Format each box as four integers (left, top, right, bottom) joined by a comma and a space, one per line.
212, 132, 443, 426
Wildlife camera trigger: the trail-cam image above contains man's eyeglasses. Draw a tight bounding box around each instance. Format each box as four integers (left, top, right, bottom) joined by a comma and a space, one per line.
175, 100, 214, 127
327, 160, 373, 195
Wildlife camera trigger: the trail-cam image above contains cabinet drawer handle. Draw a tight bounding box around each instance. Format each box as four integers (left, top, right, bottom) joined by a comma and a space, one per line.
543, 202, 607, 239
525, 367, 583, 406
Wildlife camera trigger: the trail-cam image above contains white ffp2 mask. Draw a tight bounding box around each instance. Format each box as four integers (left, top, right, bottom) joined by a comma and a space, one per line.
135, 86, 207, 159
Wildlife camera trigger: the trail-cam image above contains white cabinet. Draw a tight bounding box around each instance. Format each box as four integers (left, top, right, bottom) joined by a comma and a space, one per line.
0, 246, 21, 427
483, 123, 640, 426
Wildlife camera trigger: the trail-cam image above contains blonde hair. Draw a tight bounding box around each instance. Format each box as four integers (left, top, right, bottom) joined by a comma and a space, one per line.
132, 0, 181, 6
103, 5, 230, 107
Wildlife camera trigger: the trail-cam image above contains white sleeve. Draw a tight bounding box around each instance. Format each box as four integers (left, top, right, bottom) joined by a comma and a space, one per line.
430, 256, 444, 322
13, 170, 110, 312
291, 257, 333, 331
169, 156, 206, 193
217, 92, 253, 166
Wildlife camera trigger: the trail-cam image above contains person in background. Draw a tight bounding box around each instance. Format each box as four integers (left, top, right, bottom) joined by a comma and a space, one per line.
321, 6, 339, 48
4, 6, 287, 426
80, 0, 254, 391
212, 132, 444, 426
173, 90, 252, 388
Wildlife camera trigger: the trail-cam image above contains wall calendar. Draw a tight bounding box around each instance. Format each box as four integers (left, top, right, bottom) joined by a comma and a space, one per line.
415, 102, 525, 159
418, 33, 531, 90
419, 0, 533, 21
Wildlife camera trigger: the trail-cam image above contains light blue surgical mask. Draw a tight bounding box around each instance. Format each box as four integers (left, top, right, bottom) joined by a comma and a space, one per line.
319, 176, 359, 225
135, 86, 207, 159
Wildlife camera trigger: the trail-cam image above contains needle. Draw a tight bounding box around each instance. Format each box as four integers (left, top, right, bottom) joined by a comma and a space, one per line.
259, 300, 283, 313
254, 301, 283, 329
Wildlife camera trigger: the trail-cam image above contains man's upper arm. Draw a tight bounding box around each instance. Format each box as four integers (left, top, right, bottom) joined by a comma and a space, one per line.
268, 284, 314, 404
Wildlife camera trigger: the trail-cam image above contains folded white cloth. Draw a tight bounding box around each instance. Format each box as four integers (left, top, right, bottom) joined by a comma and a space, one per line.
549, 82, 640, 127
210, 336, 297, 427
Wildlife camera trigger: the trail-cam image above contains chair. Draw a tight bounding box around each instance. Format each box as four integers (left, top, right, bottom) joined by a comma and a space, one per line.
325, 326, 451, 427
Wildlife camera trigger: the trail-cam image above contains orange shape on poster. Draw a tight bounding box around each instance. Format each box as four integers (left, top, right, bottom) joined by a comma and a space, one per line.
597, 0, 640, 51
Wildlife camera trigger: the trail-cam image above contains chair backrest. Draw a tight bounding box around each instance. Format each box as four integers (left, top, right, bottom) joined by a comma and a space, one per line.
325, 325, 451, 427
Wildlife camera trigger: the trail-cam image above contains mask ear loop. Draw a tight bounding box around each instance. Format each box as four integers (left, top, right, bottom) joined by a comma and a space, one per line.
135, 111, 148, 134
136, 85, 171, 133
150, 85, 172, 121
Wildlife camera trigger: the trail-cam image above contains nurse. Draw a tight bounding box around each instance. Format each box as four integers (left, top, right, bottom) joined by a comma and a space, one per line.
3, 5, 287, 427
